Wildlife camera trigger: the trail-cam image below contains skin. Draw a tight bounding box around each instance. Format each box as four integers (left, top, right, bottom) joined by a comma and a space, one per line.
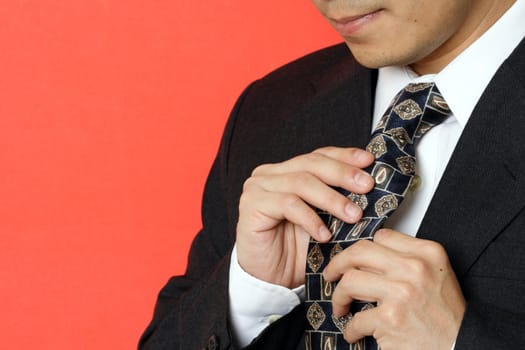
237, 148, 375, 288
324, 229, 465, 349
236, 0, 516, 349
310, 0, 515, 74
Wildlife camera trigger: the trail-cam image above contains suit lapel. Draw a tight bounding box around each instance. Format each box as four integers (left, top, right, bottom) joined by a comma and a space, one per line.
294, 62, 376, 153
418, 53, 525, 278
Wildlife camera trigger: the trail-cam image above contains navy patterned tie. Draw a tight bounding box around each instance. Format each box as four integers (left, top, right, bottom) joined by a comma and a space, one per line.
305, 82, 452, 350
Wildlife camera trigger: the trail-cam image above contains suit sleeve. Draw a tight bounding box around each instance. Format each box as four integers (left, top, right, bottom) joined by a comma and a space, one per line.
136, 44, 374, 349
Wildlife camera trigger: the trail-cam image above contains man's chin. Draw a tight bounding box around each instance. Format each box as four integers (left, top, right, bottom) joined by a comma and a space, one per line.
344, 42, 422, 70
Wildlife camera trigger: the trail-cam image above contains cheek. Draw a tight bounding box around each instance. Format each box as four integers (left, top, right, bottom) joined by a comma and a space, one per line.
387, 6, 463, 59
406, 1, 469, 43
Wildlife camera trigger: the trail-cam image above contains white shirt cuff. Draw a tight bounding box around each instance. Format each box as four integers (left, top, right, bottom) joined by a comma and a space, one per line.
228, 244, 304, 347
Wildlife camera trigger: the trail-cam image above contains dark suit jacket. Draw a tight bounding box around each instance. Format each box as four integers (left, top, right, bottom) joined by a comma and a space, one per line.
139, 39, 525, 349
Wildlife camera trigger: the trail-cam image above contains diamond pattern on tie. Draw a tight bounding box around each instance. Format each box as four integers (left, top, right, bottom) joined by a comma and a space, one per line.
305, 82, 452, 350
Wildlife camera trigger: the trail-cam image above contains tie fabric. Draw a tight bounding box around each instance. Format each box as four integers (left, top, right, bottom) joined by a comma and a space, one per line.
305, 82, 452, 350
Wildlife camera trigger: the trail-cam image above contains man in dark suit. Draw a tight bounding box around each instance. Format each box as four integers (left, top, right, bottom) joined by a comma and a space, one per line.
140, 0, 525, 349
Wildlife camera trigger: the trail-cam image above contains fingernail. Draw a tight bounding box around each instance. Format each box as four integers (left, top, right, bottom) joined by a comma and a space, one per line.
345, 203, 360, 221
354, 148, 374, 162
356, 149, 372, 161
355, 172, 372, 188
319, 226, 332, 241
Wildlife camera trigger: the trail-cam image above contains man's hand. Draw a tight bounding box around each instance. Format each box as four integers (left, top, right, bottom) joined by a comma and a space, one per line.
324, 229, 466, 350
235, 147, 375, 289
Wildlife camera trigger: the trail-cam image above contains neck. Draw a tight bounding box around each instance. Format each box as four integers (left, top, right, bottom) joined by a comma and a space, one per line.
410, 0, 515, 75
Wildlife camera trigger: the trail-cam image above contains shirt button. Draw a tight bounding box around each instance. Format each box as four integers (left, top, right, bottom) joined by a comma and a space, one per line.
408, 174, 422, 192
208, 335, 219, 350
267, 314, 282, 324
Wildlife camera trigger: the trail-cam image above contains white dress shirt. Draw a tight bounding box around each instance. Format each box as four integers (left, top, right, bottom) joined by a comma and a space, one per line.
229, 1, 525, 347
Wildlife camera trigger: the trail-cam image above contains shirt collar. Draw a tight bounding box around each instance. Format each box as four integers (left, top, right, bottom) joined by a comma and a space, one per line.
374, 0, 525, 128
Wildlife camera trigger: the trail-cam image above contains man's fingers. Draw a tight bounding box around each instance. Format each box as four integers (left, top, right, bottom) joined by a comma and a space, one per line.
239, 188, 330, 241
252, 149, 375, 194
343, 306, 380, 345
313, 147, 375, 168
323, 231, 450, 283
245, 172, 364, 225
323, 239, 399, 281
374, 229, 449, 267
373, 229, 420, 252
331, 269, 387, 317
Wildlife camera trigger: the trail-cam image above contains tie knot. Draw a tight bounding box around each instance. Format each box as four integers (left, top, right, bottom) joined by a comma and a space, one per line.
403, 82, 451, 124
367, 82, 452, 159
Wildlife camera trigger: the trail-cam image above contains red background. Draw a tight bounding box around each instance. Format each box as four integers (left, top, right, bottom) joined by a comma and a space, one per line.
0, 1, 340, 348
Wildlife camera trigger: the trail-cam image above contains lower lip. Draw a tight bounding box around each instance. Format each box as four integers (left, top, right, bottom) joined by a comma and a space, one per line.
332, 10, 382, 37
